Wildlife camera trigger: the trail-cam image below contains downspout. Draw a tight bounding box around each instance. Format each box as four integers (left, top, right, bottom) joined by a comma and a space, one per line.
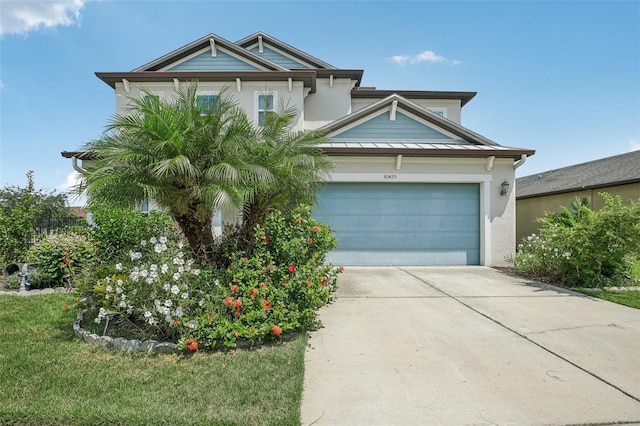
71, 157, 85, 173
513, 154, 527, 170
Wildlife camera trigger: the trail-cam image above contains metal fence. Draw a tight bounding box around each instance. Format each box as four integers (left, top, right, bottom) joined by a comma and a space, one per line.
34, 216, 88, 235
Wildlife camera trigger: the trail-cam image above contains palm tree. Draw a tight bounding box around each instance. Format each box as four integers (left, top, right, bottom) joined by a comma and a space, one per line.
78, 84, 273, 265
77, 83, 331, 265
238, 105, 331, 250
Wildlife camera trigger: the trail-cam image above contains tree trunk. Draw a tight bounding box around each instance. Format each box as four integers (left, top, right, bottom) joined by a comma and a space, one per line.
173, 206, 216, 266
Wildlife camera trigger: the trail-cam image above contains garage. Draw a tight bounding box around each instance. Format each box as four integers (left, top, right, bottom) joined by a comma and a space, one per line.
313, 182, 480, 266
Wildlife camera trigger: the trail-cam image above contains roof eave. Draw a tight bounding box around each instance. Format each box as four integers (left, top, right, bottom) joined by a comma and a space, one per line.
351, 89, 477, 107
517, 178, 640, 200
322, 147, 535, 160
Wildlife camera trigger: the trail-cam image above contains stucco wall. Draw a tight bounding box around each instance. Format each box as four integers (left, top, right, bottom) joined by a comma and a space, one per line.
515, 182, 640, 243
303, 78, 354, 130
326, 156, 517, 266
114, 81, 307, 130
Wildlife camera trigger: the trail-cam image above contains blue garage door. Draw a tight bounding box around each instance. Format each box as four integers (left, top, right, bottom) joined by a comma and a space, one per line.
313, 183, 480, 266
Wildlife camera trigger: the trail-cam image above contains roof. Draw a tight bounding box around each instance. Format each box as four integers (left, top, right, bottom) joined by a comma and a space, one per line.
319, 94, 535, 160
235, 32, 336, 69
351, 88, 477, 107
517, 150, 640, 199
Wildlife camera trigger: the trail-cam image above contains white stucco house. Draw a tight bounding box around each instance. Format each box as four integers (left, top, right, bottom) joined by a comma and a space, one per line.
62, 32, 534, 267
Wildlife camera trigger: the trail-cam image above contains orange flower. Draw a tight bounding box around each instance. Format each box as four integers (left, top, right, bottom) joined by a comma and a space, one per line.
259, 282, 268, 288
62, 303, 69, 309
185, 338, 198, 351
224, 297, 233, 306
233, 299, 242, 308
308, 238, 313, 243
233, 309, 241, 316
305, 281, 312, 287
272, 325, 282, 336
262, 299, 272, 310
295, 217, 301, 223
249, 288, 258, 297
172, 320, 181, 326
230, 285, 238, 293
312, 225, 321, 232
262, 239, 268, 245
207, 311, 215, 317
321, 278, 328, 286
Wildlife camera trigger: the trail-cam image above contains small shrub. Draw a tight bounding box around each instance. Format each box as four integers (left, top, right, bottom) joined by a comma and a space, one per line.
513, 194, 640, 287
81, 204, 341, 351
26, 231, 98, 288
1, 274, 21, 291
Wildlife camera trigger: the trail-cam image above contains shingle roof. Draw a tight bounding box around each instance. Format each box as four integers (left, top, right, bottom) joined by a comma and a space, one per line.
516, 150, 640, 199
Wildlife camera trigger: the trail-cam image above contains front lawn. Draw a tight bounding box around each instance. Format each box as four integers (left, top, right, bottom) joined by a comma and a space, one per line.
573, 288, 640, 309
0, 294, 306, 426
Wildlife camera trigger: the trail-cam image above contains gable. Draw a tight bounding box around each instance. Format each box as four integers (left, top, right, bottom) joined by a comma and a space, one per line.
247, 45, 315, 69
164, 48, 263, 71
332, 111, 453, 140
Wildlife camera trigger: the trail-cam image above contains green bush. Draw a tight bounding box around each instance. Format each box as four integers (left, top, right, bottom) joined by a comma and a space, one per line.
89, 207, 174, 262
0, 171, 36, 266
514, 194, 640, 287
82, 205, 341, 351
26, 230, 98, 288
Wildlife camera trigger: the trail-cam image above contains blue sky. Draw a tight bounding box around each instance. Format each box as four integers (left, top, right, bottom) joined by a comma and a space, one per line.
1, 0, 638, 205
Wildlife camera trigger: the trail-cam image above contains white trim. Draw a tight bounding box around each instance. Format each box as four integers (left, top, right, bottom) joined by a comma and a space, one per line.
327, 107, 461, 140
254, 91, 278, 125
209, 38, 217, 57
480, 180, 491, 266
122, 78, 130, 93
158, 45, 271, 72
327, 173, 492, 183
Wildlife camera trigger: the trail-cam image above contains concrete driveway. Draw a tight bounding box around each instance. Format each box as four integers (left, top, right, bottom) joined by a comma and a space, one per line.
301, 267, 640, 425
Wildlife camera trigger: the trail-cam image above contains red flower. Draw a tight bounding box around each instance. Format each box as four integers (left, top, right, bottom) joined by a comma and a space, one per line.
321, 278, 328, 286
308, 238, 313, 243
259, 282, 268, 288
305, 281, 312, 287
233, 299, 242, 308
288, 265, 296, 273
234, 309, 241, 316
295, 217, 301, 223
62, 303, 69, 309
262, 239, 269, 245
249, 288, 258, 297
262, 299, 272, 310
224, 297, 233, 306
207, 311, 214, 317
312, 225, 321, 232
185, 338, 198, 351
241, 257, 248, 262
272, 325, 282, 336
230, 285, 238, 293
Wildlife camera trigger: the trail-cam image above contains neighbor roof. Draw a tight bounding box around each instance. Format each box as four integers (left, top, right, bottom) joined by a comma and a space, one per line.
517, 150, 640, 199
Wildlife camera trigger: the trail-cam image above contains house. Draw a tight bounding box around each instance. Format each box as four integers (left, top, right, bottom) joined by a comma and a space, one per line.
61, 32, 534, 267
516, 150, 640, 243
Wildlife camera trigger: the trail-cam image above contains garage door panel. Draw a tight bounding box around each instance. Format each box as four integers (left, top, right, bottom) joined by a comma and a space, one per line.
314, 183, 480, 266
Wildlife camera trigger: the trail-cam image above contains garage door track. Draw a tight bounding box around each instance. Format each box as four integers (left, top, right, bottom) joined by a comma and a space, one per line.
301, 266, 640, 425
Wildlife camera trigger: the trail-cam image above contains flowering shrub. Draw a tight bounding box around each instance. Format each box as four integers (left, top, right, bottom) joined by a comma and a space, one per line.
26, 230, 97, 288
513, 194, 640, 287
81, 204, 341, 351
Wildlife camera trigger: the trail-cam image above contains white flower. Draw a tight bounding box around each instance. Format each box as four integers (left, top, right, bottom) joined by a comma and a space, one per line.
146, 277, 154, 284
116, 286, 123, 294
178, 266, 184, 273
154, 243, 166, 253
144, 311, 152, 318
129, 250, 142, 260
140, 240, 147, 247
192, 269, 201, 276
164, 299, 172, 307
187, 320, 198, 330
177, 251, 184, 258
150, 264, 158, 272
118, 300, 127, 308
161, 264, 169, 274
173, 257, 185, 266
115, 263, 123, 271
159, 236, 167, 244
150, 237, 158, 244
140, 269, 149, 278
163, 282, 170, 291
178, 241, 184, 249
106, 285, 113, 293
171, 285, 180, 295
173, 272, 181, 281
148, 318, 157, 326
181, 292, 189, 299
198, 299, 204, 307
214, 279, 220, 287
175, 307, 184, 317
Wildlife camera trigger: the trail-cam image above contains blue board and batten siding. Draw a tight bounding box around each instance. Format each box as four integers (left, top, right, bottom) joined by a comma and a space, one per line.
314, 183, 480, 266
334, 112, 452, 140
166, 50, 261, 71
248, 46, 313, 69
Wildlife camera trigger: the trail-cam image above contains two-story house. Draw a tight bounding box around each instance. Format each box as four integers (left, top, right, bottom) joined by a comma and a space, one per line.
62, 32, 534, 267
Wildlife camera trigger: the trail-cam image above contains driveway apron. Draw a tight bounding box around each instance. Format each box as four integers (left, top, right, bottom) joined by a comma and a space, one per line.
301, 266, 640, 426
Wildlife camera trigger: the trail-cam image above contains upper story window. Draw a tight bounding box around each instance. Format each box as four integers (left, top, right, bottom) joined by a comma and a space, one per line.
255, 92, 277, 125
428, 108, 447, 118
196, 94, 218, 115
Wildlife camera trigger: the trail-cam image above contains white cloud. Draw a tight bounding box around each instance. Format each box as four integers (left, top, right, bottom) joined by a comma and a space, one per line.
59, 171, 87, 205
387, 50, 461, 66
0, 1, 85, 36
630, 139, 640, 152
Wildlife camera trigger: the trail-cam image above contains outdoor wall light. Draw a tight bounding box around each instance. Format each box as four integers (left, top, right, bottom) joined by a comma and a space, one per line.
500, 180, 510, 196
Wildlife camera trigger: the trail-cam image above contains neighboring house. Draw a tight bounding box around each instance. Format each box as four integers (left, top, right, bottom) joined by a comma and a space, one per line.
61, 32, 534, 267
516, 150, 640, 243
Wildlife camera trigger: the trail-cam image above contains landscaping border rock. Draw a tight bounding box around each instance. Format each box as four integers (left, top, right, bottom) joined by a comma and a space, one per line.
74, 312, 179, 354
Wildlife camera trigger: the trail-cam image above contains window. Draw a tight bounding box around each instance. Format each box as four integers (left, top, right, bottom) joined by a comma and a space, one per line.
141, 199, 149, 217
196, 94, 218, 115
256, 93, 276, 125
144, 94, 160, 106
428, 108, 447, 118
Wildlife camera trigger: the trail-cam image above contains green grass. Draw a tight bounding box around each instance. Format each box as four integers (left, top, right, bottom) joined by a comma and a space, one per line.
0, 294, 307, 426
574, 289, 640, 309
